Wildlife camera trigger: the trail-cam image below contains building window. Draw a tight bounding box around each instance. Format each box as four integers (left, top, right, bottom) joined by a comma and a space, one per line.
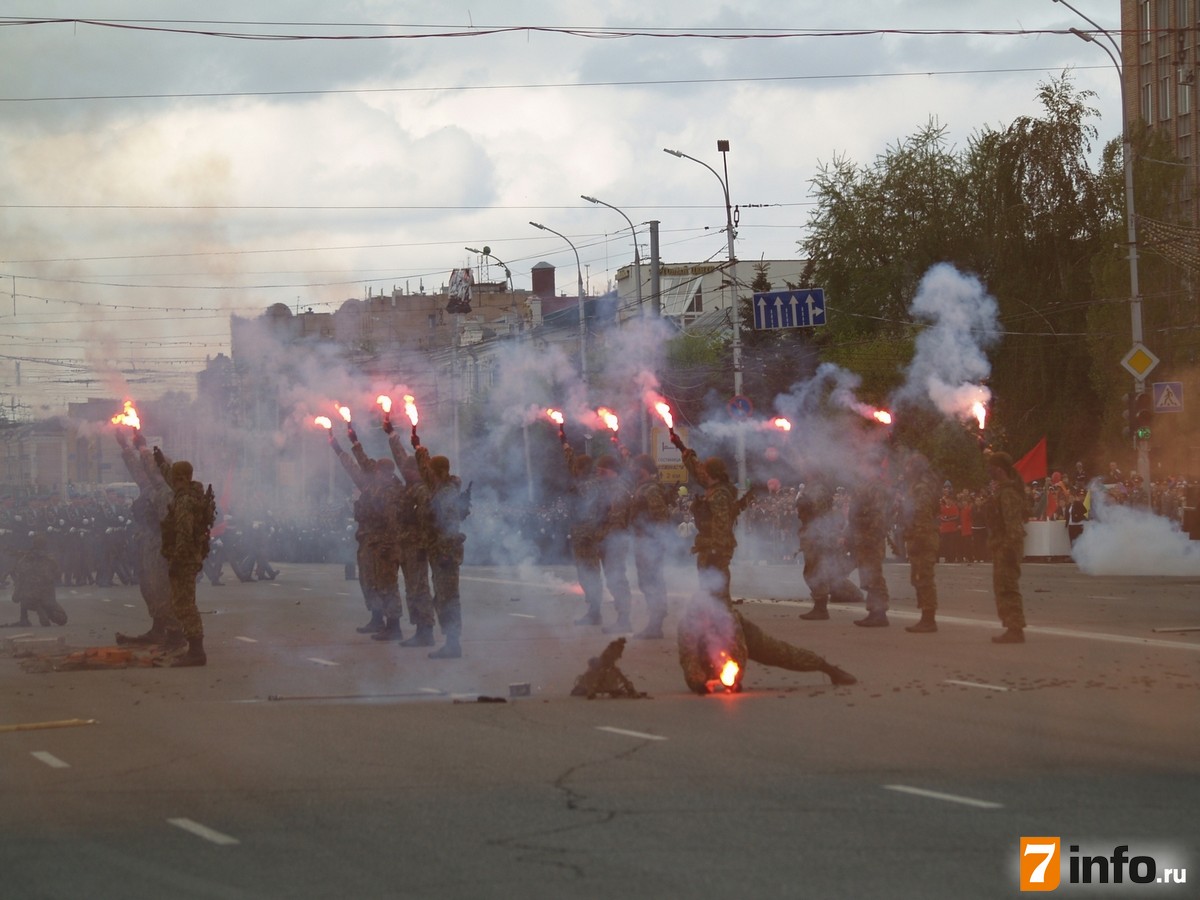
1180, 0, 1191, 25
686, 287, 703, 314
1142, 80, 1154, 122
1180, 81, 1193, 116
1161, 76, 1173, 118
1141, 0, 1152, 34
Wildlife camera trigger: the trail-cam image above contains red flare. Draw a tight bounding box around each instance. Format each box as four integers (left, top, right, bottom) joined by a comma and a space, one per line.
110, 400, 141, 430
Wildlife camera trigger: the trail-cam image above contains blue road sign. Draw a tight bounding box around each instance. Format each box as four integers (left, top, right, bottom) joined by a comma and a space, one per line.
752, 288, 827, 330
728, 395, 753, 419
1152, 381, 1183, 413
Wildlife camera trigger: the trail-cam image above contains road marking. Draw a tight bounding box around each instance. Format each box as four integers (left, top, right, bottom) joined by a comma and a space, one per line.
418, 687, 443, 694
1089, 596, 1125, 601
306, 657, 339, 666
596, 726, 667, 742
509, 613, 537, 619
100, 598, 111, 603
167, 817, 240, 846
31, 751, 69, 769
883, 784, 1003, 809
234, 636, 257, 643
944, 679, 1009, 692
969, 588, 989, 593
122, 603, 136, 608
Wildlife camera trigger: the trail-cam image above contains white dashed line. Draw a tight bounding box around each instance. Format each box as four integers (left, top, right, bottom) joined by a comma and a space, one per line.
596, 726, 667, 742
944, 679, 1010, 692
306, 657, 339, 666
509, 613, 537, 619
167, 817, 240, 846
234, 636, 258, 643
884, 784, 1003, 809
30, 751, 69, 769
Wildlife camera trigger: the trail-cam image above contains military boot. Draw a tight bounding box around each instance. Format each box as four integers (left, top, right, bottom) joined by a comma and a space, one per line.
573, 608, 601, 626
905, 610, 938, 633
116, 618, 166, 646
159, 627, 187, 651
854, 610, 889, 628
356, 611, 385, 634
602, 613, 633, 635
633, 614, 666, 640
821, 662, 857, 686
429, 632, 462, 659
400, 624, 435, 647
991, 627, 1025, 644
170, 636, 207, 667
799, 599, 829, 621
370, 617, 404, 642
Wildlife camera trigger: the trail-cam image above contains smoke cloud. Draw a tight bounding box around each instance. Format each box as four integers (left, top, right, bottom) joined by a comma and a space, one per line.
1072, 487, 1200, 576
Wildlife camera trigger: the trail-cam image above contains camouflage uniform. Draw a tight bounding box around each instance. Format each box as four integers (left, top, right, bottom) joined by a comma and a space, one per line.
11, 537, 65, 626
332, 438, 388, 623
161, 472, 210, 642
417, 446, 467, 656
562, 445, 628, 625
120, 443, 182, 636
681, 449, 738, 605
986, 470, 1027, 631
628, 459, 672, 635
901, 457, 941, 617
848, 475, 891, 616
388, 431, 435, 633
797, 480, 862, 614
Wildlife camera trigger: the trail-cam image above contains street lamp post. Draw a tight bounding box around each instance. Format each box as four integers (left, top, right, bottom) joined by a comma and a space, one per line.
580, 195, 643, 317
1053, 0, 1148, 484
581, 195, 650, 452
529, 221, 588, 384
664, 140, 745, 486
465, 245, 514, 293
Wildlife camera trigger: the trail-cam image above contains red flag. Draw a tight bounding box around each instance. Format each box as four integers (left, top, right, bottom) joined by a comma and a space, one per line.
1013, 436, 1047, 484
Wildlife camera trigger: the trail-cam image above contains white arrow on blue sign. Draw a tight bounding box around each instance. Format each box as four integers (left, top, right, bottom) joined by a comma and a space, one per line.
752, 288, 826, 330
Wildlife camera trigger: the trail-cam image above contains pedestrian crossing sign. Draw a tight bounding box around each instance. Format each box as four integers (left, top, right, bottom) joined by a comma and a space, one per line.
1152, 381, 1183, 413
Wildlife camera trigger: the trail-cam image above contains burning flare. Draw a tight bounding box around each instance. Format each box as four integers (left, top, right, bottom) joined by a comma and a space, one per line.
718, 658, 740, 689
597, 407, 619, 432
771, 417, 792, 432
376, 394, 392, 414
336, 405, 352, 424
972, 401, 987, 430
110, 400, 141, 430
546, 408, 565, 426
313, 416, 333, 430
872, 409, 893, 425
403, 395, 419, 428
653, 401, 674, 430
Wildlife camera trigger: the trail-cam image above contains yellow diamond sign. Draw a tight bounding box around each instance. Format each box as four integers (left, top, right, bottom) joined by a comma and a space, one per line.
1120, 343, 1159, 381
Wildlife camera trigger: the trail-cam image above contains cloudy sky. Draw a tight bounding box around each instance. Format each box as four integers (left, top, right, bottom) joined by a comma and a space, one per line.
0, 1, 1124, 416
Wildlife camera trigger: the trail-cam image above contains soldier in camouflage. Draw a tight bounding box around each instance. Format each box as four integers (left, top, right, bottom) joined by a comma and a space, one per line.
415, 440, 468, 659
797, 477, 862, 621
384, 417, 437, 648
849, 457, 892, 627
160, 460, 214, 667
113, 428, 185, 648
672, 434, 856, 694
627, 453, 672, 639
560, 436, 628, 629
900, 451, 941, 634
984, 451, 1027, 643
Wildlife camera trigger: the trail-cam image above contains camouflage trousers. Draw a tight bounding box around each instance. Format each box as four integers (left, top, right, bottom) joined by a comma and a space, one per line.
855, 538, 890, 614
572, 535, 630, 619
991, 543, 1026, 629
906, 534, 939, 613
356, 543, 380, 613
632, 538, 668, 621
139, 540, 180, 630
167, 560, 204, 640
430, 553, 461, 635
801, 542, 861, 604
399, 543, 434, 628
362, 541, 401, 618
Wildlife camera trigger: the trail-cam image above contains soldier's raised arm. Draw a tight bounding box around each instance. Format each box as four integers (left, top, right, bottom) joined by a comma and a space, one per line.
328, 431, 371, 491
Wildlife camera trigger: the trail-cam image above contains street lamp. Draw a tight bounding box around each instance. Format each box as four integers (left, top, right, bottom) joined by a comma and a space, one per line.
580, 195, 643, 317
465, 245, 514, 293
664, 140, 746, 485
529, 221, 588, 384
1053, 0, 1148, 483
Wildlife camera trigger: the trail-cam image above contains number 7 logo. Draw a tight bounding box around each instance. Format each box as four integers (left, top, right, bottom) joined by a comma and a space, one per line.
1020, 837, 1061, 891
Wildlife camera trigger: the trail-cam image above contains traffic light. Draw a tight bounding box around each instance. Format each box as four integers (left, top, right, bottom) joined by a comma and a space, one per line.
1121, 392, 1134, 439
1134, 390, 1153, 440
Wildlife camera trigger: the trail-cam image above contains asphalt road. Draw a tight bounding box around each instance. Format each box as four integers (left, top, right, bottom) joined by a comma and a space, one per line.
2, 558, 1197, 899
